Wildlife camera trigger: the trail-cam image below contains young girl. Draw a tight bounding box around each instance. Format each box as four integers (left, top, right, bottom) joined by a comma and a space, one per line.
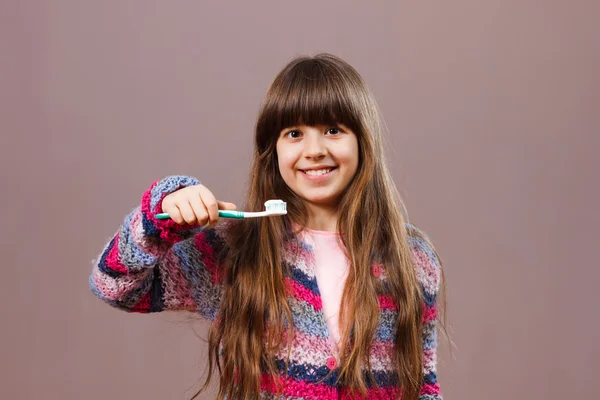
90, 53, 445, 400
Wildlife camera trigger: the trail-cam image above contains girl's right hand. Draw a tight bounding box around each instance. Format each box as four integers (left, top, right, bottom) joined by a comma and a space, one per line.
160, 184, 237, 226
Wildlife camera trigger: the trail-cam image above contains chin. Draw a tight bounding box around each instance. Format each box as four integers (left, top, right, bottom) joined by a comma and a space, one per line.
302, 194, 340, 206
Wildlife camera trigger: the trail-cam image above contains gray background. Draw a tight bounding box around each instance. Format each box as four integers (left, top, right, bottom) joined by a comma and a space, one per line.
1, 1, 598, 399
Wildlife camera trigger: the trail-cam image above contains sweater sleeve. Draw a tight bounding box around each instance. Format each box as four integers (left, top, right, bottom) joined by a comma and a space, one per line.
407, 225, 444, 400
89, 175, 226, 320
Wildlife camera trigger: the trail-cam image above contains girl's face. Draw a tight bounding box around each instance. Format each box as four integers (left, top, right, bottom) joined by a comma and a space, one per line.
276, 124, 359, 208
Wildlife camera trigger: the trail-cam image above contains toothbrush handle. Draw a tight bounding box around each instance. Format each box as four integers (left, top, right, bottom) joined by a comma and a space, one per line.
154, 210, 245, 220
217, 210, 245, 219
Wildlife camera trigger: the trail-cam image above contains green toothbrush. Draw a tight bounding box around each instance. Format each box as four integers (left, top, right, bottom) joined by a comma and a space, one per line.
155, 199, 287, 220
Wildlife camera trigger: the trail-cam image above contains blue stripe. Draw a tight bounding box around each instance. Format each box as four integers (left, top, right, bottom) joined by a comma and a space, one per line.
422, 289, 436, 307
273, 359, 399, 388
288, 297, 328, 337
375, 309, 397, 342
289, 236, 315, 253
424, 372, 437, 384
172, 238, 222, 320
274, 359, 339, 386
422, 320, 438, 350
142, 211, 161, 239
149, 265, 165, 312
289, 266, 320, 295
118, 211, 159, 271
149, 175, 201, 210
369, 369, 399, 387
287, 294, 397, 342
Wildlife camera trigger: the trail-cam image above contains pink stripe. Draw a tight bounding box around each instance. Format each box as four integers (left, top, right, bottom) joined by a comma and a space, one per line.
369, 339, 395, 370
285, 277, 322, 310
340, 386, 400, 400
275, 330, 394, 373
140, 181, 191, 243
424, 348, 435, 363
420, 383, 441, 396
92, 268, 148, 300
129, 209, 165, 258
194, 232, 221, 284
260, 373, 338, 400
131, 291, 150, 313
413, 248, 440, 295
283, 240, 316, 276
423, 348, 436, 374
105, 233, 127, 274
423, 304, 437, 323
379, 296, 436, 322
276, 329, 332, 366
260, 369, 402, 400
160, 250, 197, 310
379, 296, 437, 323
91, 269, 114, 297
377, 295, 398, 310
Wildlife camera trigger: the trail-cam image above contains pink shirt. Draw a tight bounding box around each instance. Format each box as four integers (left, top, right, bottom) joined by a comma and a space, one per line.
298, 228, 350, 349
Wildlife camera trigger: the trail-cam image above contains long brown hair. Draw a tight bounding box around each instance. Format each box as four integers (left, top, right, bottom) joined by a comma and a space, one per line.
196, 53, 446, 400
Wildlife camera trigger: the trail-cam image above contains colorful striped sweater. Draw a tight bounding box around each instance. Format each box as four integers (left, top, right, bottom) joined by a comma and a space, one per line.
90, 175, 443, 400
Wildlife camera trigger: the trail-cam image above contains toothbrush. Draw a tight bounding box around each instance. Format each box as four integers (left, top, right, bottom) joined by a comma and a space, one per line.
154, 199, 287, 220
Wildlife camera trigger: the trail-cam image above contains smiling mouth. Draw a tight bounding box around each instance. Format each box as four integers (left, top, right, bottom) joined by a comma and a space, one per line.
300, 167, 337, 176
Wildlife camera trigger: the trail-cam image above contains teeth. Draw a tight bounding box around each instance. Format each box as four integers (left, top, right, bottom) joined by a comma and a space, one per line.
304, 168, 332, 176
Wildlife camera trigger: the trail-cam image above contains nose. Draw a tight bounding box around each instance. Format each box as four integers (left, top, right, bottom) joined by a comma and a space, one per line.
303, 131, 327, 160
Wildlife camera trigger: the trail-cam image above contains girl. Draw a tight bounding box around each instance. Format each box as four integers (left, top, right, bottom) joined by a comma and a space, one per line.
90, 53, 445, 400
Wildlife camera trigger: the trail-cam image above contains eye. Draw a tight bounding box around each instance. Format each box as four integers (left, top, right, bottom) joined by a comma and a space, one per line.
325, 127, 342, 135
285, 130, 302, 139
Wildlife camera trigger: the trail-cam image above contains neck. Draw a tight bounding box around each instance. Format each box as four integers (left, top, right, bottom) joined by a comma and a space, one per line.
304, 202, 339, 232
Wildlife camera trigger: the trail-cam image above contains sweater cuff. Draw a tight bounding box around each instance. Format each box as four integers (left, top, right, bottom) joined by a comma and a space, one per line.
140, 175, 203, 243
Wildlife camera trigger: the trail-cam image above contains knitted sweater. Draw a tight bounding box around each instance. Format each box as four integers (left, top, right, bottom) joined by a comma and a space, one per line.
90, 175, 443, 400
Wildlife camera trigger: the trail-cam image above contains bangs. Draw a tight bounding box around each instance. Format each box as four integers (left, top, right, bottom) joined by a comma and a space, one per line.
257, 59, 363, 150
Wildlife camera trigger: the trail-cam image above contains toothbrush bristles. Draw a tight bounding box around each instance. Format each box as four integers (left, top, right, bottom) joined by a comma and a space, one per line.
264, 199, 287, 215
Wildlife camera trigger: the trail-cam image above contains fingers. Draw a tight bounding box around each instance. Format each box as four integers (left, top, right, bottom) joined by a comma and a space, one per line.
217, 200, 237, 210
159, 184, 236, 226
161, 202, 184, 224
198, 185, 219, 226
177, 201, 199, 225
188, 193, 209, 225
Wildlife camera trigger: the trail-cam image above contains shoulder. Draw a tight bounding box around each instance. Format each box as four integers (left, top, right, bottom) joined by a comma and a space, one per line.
405, 223, 442, 298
